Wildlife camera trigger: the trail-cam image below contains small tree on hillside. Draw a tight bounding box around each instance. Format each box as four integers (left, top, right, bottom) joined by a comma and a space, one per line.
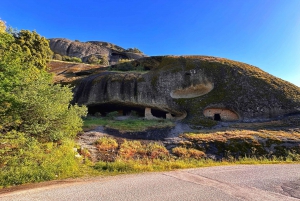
14, 30, 53, 70
0, 20, 6, 33
87, 55, 100, 64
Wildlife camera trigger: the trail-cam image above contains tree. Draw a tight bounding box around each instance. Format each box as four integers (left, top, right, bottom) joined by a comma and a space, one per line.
14, 30, 53, 70
87, 55, 100, 64
0, 26, 87, 186
0, 20, 6, 33
125, 47, 143, 54
0, 29, 86, 140
101, 56, 109, 66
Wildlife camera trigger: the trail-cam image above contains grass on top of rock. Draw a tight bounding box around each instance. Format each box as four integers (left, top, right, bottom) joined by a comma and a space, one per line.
182, 129, 300, 142
83, 113, 174, 132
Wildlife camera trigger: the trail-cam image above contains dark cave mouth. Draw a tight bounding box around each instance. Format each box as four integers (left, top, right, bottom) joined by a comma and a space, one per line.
214, 113, 221, 121
87, 103, 172, 119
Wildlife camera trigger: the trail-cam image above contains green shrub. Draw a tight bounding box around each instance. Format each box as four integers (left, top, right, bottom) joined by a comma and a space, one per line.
53, 53, 62, 60
0, 137, 80, 187
101, 56, 109, 65
87, 55, 100, 64
70, 57, 82, 63
106, 111, 120, 119
125, 47, 143, 54
62, 55, 82, 63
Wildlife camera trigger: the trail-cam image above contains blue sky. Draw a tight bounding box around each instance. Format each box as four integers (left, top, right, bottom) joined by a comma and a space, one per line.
1, 0, 299, 86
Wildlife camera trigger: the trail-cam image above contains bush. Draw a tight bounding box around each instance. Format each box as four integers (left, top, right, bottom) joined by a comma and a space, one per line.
95, 137, 118, 151
101, 56, 109, 66
106, 111, 120, 119
62, 55, 82, 63
87, 55, 100, 64
70, 57, 82, 63
146, 143, 169, 160
125, 47, 143, 54
172, 147, 205, 159
118, 140, 144, 159
53, 53, 62, 60
0, 136, 81, 187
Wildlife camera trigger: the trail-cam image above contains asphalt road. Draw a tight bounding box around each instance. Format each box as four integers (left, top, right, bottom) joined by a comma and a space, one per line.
1, 164, 299, 201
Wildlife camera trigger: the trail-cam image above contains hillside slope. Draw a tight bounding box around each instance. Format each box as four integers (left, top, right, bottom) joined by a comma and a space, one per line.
66, 56, 300, 126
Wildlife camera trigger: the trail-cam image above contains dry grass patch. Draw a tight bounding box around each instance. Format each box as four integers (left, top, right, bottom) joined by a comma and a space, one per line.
95, 137, 118, 152
182, 129, 300, 142
172, 147, 205, 159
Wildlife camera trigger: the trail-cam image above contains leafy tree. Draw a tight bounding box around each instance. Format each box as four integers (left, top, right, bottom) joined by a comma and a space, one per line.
0, 20, 6, 33
0, 30, 86, 140
101, 56, 109, 66
0, 25, 87, 186
87, 55, 100, 64
14, 30, 53, 70
125, 47, 143, 54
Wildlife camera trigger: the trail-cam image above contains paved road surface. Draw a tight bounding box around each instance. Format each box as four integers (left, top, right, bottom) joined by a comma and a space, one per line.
1, 164, 299, 201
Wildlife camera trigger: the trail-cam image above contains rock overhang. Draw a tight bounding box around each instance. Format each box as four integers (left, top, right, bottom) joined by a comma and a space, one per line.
71, 56, 300, 126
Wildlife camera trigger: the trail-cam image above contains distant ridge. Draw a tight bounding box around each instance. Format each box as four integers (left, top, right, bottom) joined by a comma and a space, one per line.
49, 38, 146, 65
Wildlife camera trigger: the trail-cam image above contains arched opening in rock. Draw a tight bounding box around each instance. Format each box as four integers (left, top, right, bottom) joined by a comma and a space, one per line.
214, 114, 221, 121
151, 109, 167, 119
203, 108, 239, 121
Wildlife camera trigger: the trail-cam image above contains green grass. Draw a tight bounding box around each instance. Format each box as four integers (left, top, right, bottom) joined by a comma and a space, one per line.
83, 117, 174, 132
92, 156, 299, 175
0, 139, 82, 188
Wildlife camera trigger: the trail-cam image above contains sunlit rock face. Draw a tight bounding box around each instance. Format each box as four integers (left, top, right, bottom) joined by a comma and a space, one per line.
49, 38, 145, 65
72, 56, 300, 125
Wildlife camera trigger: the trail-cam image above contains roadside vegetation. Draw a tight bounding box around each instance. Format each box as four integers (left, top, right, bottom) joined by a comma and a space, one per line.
85, 136, 300, 175
0, 20, 87, 188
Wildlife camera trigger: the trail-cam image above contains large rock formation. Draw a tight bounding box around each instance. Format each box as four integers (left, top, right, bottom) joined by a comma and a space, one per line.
49, 38, 145, 65
72, 56, 300, 126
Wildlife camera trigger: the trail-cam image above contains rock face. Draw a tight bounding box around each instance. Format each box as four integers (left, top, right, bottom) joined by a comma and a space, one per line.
72, 56, 300, 126
49, 38, 145, 65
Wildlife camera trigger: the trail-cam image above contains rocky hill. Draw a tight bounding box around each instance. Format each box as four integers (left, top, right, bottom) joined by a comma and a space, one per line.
49, 38, 146, 65
65, 56, 300, 127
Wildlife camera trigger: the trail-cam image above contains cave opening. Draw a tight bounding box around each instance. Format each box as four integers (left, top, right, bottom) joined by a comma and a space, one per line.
214, 113, 221, 121
151, 109, 167, 119
88, 103, 144, 117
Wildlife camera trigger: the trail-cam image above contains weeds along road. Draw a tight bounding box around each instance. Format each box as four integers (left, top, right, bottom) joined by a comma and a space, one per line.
1, 164, 300, 201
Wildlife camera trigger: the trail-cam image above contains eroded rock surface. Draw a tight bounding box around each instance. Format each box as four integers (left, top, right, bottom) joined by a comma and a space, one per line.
49, 38, 145, 65
72, 56, 300, 126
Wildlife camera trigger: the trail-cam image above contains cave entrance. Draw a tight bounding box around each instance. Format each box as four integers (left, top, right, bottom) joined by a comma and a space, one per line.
87, 103, 169, 119
151, 109, 167, 119
88, 103, 145, 117
214, 113, 221, 121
